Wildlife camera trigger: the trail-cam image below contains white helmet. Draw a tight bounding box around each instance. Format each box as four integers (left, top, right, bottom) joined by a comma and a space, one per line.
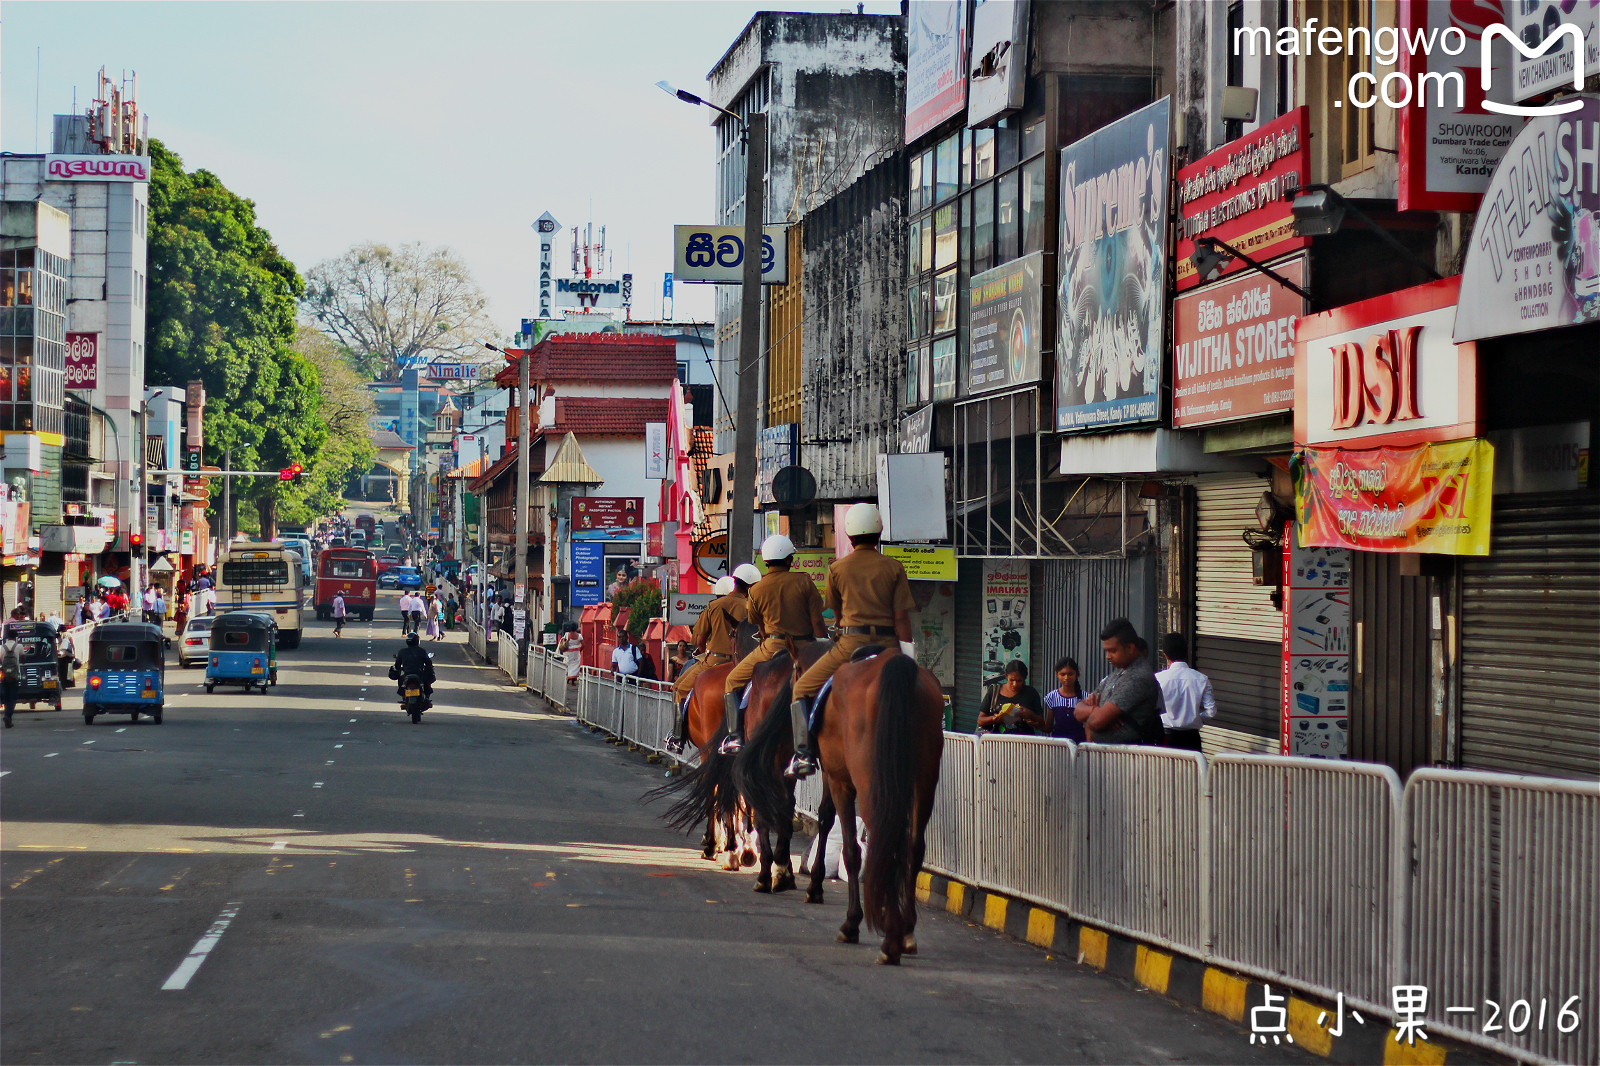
843, 502, 883, 536
712, 576, 737, 596
760, 533, 795, 561
732, 562, 762, 586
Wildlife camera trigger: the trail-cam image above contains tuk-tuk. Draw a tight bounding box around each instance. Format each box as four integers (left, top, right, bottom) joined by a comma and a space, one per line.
204, 612, 278, 694
83, 623, 167, 725
2, 621, 65, 713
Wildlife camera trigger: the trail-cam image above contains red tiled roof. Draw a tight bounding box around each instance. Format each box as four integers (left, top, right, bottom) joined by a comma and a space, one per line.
494, 334, 677, 387
545, 397, 669, 437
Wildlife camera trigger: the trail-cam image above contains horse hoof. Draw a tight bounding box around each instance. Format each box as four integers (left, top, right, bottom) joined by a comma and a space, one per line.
753, 880, 772, 894
876, 952, 901, 966
806, 890, 825, 905
774, 872, 797, 893
837, 929, 859, 944
902, 935, 918, 955
740, 850, 757, 868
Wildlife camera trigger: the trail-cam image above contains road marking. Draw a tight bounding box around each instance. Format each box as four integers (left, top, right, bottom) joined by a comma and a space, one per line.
349, 719, 356, 723
115, 727, 126, 732
0, 771, 9, 777
43, 753, 58, 758
326, 760, 335, 765
293, 811, 305, 817
270, 841, 287, 851
161, 901, 243, 990
313, 782, 323, 788
8, 856, 65, 889
83, 740, 96, 745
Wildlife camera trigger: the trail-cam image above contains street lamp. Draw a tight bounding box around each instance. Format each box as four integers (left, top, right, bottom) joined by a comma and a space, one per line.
657, 77, 766, 571
132, 388, 166, 613
1191, 236, 1314, 303
1290, 184, 1443, 282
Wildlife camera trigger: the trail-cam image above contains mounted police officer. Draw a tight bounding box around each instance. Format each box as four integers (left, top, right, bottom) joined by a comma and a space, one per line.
664, 572, 749, 755
718, 534, 826, 755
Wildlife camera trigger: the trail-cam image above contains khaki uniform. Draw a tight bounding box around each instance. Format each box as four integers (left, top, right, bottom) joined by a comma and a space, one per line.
793, 546, 914, 701
671, 592, 747, 697
724, 569, 825, 694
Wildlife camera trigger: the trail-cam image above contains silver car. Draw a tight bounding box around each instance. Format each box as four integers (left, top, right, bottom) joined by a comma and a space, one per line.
177, 615, 217, 668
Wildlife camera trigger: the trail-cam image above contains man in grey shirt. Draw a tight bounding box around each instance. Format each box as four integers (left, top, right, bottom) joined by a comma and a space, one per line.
1074, 618, 1163, 745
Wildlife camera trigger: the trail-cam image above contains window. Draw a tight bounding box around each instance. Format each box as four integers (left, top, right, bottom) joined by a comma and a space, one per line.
1021, 158, 1047, 255
106, 646, 139, 661
972, 127, 996, 183
222, 560, 290, 586
972, 183, 995, 277
934, 203, 958, 271
931, 336, 957, 402
1226, 2, 1245, 143
995, 121, 1019, 172
222, 631, 250, 646
910, 153, 925, 214
932, 270, 958, 333
1306, 0, 1376, 178
907, 281, 930, 340
996, 170, 1020, 264
908, 219, 923, 274
935, 134, 959, 203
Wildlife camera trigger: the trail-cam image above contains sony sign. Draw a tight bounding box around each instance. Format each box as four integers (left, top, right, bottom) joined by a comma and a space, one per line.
555, 277, 624, 310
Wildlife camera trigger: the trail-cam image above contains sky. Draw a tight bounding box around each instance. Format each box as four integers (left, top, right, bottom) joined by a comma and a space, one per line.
1, 1, 901, 331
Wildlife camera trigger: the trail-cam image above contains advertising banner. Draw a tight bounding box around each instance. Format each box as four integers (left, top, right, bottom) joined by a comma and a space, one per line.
1175, 107, 1309, 291
755, 549, 832, 596
1293, 438, 1495, 556
899, 405, 933, 453
571, 543, 606, 607
758, 424, 798, 505
967, 250, 1044, 395
672, 225, 789, 284
1173, 255, 1306, 428
44, 155, 150, 182
1281, 528, 1351, 759
1056, 97, 1170, 432
906, 0, 969, 142
1454, 95, 1599, 342
571, 497, 644, 540
979, 560, 1029, 680
883, 544, 957, 581
967, 0, 1029, 128
1507, 2, 1598, 104
424, 363, 480, 380
910, 581, 956, 688
554, 278, 624, 311
1396, 1, 1523, 213
667, 592, 712, 627
65, 333, 98, 391
644, 422, 668, 480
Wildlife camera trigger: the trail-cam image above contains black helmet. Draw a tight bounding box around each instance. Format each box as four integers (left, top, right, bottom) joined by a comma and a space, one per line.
406, 631, 420, 646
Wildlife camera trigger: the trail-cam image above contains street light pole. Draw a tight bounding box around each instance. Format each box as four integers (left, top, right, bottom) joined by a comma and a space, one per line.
727, 110, 766, 571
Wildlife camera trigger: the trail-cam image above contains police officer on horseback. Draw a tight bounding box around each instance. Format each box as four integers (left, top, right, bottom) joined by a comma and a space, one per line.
718, 534, 827, 755
787, 503, 915, 779
664, 570, 752, 755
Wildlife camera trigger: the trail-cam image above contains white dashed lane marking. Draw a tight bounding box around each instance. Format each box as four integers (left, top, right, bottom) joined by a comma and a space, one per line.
161, 901, 243, 990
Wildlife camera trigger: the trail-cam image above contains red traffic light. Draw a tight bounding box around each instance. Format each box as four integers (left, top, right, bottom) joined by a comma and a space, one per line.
128, 530, 144, 549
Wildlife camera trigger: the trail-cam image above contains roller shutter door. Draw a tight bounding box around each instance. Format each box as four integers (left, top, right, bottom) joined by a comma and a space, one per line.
1458, 493, 1600, 780
1194, 473, 1282, 741
953, 558, 984, 733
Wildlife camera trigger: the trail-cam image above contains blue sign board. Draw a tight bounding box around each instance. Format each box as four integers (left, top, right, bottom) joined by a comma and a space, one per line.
571, 542, 606, 607
663, 272, 673, 298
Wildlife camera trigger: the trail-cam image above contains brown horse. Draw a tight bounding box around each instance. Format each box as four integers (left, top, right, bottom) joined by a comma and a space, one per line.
649, 624, 760, 868
731, 639, 833, 894
742, 648, 944, 964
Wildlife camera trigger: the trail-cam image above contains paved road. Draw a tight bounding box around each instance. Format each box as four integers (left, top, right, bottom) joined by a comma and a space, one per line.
2, 594, 1307, 1065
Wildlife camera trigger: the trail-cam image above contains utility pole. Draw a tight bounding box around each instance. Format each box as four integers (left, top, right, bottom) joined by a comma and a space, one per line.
132, 398, 148, 605
727, 109, 767, 570
514, 345, 531, 638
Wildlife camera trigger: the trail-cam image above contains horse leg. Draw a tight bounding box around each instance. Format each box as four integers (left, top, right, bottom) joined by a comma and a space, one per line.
901, 779, 937, 957
740, 806, 758, 868
753, 827, 774, 893
772, 780, 797, 893
700, 814, 716, 861
836, 788, 863, 945
806, 789, 835, 905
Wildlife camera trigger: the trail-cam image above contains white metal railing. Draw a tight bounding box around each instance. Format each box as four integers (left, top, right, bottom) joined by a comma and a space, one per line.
923, 732, 979, 885
495, 633, 521, 683
1402, 770, 1598, 1066
975, 735, 1076, 911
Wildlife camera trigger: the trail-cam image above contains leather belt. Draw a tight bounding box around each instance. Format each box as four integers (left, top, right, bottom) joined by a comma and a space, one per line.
773, 634, 816, 642
843, 625, 896, 636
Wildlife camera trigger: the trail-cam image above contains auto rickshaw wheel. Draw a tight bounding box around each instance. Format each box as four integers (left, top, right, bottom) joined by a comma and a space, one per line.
205, 683, 214, 694
152, 708, 163, 724
129, 711, 139, 722
83, 712, 94, 725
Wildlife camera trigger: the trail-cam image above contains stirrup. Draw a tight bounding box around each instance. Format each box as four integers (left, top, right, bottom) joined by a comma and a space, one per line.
785, 749, 817, 780
718, 733, 743, 755
664, 734, 685, 755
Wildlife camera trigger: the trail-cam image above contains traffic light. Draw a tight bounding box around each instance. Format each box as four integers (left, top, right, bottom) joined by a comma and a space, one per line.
279, 462, 304, 483
128, 530, 144, 551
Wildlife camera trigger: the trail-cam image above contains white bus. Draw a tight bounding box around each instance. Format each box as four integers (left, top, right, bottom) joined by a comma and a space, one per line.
217, 542, 306, 648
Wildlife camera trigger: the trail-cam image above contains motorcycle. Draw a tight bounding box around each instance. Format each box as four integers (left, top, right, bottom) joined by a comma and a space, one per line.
399, 672, 431, 723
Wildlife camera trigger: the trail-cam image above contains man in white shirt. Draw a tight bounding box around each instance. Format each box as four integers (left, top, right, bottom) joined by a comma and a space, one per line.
1155, 632, 1216, 751
397, 592, 415, 635
610, 628, 642, 682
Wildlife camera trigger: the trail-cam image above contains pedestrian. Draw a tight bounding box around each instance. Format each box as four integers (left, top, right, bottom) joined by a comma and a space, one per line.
445, 594, 457, 631
410, 594, 426, 638
558, 622, 583, 684
1042, 656, 1087, 743
399, 591, 416, 635
332, 592, 347, 637
976, 659, 1047, 735
666, 640, 692, 684
1155, 633, 1215, 751
153, 586, 167, 628
142, 584, 157, 623
56, 624, 77, 689
611, 628, 643, 681
427, 595, 443, 641
71, 597, 87, 628
2, 626, 22, 728
173, 581, 189, 636
1074, 618, 1164, 745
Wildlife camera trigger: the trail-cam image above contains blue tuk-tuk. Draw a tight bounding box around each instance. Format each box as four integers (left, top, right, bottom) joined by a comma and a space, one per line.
204, 612, 278, 694
83, 623, 167, 725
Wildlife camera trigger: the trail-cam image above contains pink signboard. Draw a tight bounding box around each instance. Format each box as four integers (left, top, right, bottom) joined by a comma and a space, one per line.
66, 333, 98, 391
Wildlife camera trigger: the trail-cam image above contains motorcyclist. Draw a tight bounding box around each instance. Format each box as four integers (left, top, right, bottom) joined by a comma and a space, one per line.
390, 631, 436, 702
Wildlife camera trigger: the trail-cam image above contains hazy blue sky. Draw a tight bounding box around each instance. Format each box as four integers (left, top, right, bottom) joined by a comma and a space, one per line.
2, 1, 899, 329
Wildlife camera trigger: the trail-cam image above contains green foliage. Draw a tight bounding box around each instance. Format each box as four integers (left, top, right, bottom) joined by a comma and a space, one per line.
612, 577, 662, 639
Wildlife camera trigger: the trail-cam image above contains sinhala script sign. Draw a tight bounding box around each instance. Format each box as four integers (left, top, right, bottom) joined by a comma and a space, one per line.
673, 226, 789, 284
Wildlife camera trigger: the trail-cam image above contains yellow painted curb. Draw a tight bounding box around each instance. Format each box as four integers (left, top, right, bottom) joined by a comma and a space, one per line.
1202, 968, 1248, 1022
1287, 997, 1333, 1057
1026, 907, 1055, 948
1078, 926, 1108, 970
983, 893, 1008, 931
945, 880, 964, 914
1134, 945, 1173, 994
915, 871, 932, 904
1382, 1031, 1447, 1066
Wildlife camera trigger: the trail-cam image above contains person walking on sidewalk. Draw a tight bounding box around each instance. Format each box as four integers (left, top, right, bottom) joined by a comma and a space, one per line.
332, 592, 347, 637
1155, 632, 1215, 751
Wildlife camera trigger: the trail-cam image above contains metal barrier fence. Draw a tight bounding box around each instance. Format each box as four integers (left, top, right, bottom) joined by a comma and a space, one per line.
922, 732, 979, 883
495, 633, 521, 683
1403, 770, 1598, 1066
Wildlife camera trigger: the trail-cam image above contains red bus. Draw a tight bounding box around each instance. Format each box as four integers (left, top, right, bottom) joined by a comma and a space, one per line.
315, 548, 377, 621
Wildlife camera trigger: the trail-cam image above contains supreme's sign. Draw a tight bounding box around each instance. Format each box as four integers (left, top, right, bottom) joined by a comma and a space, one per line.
1295, 277, 1479, 448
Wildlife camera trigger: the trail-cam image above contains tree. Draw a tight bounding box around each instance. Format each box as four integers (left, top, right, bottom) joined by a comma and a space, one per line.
146, 139, 326, 539
301, 242, 498, 382
269, 328, 378, 529
612, 576, 662, 640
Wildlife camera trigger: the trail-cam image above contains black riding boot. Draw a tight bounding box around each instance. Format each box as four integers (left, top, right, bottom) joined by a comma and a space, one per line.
717, 691, 743, 755
785, 698, 817, 779
664, 697, 689, 754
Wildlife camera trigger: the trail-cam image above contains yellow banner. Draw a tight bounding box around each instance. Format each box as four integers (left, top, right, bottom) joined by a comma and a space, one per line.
883, 544, 958, 580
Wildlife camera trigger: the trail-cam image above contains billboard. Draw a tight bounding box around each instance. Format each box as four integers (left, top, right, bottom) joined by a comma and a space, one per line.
966, 251, 1045, 395
570, 496, 644, 540
1172, 255, 1306, 428
571, 542, 605, 607
967, 0, 1029, 128
554, 278, 624, 310
906, 0, 969, 142
672, 226, 789, 284
1055, 97, 1170, 432
65, 332, 98, 391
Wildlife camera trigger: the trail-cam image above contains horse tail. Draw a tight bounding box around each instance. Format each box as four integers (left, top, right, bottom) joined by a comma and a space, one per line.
646, 744, 737, 834
862, 653, 923, 937
733, 675, 794, 835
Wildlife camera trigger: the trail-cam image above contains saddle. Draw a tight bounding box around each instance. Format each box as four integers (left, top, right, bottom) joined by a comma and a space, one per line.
808, 646, 885, 731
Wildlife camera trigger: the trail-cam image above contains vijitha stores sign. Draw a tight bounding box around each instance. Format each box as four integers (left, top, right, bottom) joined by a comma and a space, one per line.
1056, 97, 1170, 432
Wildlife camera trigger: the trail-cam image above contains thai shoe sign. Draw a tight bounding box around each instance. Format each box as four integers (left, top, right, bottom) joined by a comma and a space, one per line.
1293, 438, 1495, 556
45, 155, 151, 181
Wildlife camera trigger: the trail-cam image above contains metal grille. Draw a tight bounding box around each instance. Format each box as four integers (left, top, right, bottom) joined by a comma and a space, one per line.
1034, 555, 1158, 695
975, 735, 1076, 908
923, 732, 978, 879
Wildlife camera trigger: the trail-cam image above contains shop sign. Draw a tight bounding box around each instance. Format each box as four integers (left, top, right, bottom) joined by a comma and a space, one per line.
1296, 277, 1478, 448
910, 580, 956, 687
979, 560, 1029, 679
644, 422, 667, 480
1281, 530, 1351, 759
1454, 95, 1599, 342
883, 544, 957, 581
65, 333, 98, 390
425, 363, 480, 380
555, 278, 624, 311
754, 549, 831, 595
45, 155, 151, 182
571, 543, 605, 607
967, 251, 1044, 395
1293, 438, 1495, 556
758, 424, 798, 505
1396, 1, 1523, 213
899, 404, 933, 454
667, 592, 712, 627
1487, 421, 1591, 494
1173, 255, 1306, 428
691, 534, 728, 585
1176, 107, 1309, 291
1056, 98, 1170, 432
967, 0, 1028, 128
1506, 3, 1598, 104
672, 226, 789, 284
906, 0, 969, 142
571, 496, 643, 540
535, 212, 559, 319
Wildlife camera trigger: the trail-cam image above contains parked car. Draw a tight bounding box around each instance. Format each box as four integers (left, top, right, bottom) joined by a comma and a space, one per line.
177, 616, 217, 668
